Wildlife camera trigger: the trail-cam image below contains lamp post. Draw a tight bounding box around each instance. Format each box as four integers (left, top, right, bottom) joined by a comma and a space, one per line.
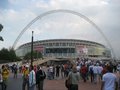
31, 31, 34, 66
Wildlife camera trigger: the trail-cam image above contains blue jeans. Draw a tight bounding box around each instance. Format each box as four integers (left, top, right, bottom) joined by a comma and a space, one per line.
94, 73, 97, 83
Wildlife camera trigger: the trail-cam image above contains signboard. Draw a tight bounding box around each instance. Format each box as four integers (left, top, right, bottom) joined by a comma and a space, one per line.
34, 46, 44, 52
76, 45, 88, 55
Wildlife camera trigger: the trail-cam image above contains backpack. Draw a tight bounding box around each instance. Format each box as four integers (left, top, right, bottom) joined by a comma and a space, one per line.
90, 67, 93, 74
42, 70, 46, 79
39, 70, 46, 80
65, 72, 72, 88
14, 67, 17, 73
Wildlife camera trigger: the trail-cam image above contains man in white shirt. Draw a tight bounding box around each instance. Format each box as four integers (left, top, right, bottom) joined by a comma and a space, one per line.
49, 65, 54, 79
76, 64, 80, 72
97, 65, 103, 82
89, 64, 94, 83
93, 64, 98, 84
29, 65, 36, 90
101, 66, 118, 90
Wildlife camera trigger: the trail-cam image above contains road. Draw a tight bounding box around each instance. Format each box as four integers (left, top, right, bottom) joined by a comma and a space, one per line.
7, 74, 22, 90
6, 73, 101, 90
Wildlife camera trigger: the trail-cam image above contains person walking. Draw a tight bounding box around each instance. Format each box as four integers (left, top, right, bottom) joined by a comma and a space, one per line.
49, 65, 54, 80
93, 64, 98, 84
29, 65, 36, 90
56, 65, 60, 78
97, 64, 103, 83
60, 64, 65, 79
22, 65, 29, 90
67, 65, 80, 90
13, 64, 18, 79
89, 64, 94, 83
2, 65, 9, 90
80, 64, 87, 82
101, 66, 118, 90
36, 66, 46, 90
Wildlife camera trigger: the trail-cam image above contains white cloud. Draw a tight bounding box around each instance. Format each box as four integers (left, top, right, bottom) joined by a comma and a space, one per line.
8, 0, 19, 4
35, 1, 49, 8
101, 1, 109, 5
28, 0, 109, 11
48, 0, 109, 9
1, 9, 36, 25
27, 27, 43, 35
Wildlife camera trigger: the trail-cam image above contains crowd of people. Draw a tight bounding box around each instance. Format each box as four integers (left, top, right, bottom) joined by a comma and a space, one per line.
0, 64, 46, 90
65, 58, 120, 90
0, 58, 120, 90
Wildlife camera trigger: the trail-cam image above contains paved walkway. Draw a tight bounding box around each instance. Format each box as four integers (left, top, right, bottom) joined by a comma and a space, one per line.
6, 73, 101, 90
7, 74, 22, 90
44, 79, 100, 90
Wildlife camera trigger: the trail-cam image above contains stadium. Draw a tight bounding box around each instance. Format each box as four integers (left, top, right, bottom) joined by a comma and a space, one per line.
15, 39, 111, 59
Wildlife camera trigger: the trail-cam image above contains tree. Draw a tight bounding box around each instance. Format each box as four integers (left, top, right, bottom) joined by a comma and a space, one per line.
0, 48, 10, 61
9, 48, 17, 62
0, 24, 3, 32
24, 51, 43, 60
0, 36, 3, 41
23, 52, 31, 60
0, 24, 4, 41
0, 48, 21, 63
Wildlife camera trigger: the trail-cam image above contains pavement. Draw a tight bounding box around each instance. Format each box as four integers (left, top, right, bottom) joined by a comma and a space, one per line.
6, 73, 101, 90
7, 74, 22, 90
44, 79, 101, 90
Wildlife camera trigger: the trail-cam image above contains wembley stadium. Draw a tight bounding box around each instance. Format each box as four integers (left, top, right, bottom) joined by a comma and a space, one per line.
15, 39, 111, 59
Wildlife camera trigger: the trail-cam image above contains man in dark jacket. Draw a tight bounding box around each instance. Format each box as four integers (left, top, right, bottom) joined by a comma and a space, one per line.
36, 66, 46, 90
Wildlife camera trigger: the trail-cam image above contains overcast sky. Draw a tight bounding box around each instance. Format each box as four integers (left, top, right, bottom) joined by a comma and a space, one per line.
0, 0, 120, 59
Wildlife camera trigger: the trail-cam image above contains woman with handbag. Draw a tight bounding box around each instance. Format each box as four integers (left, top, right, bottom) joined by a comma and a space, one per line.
67, 65, 80, 90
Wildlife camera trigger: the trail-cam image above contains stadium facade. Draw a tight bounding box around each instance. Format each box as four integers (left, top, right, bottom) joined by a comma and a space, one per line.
15, 39, 111, 59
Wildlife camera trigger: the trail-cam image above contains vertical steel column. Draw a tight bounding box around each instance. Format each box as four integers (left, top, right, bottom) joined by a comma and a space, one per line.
31, 31, 34, 66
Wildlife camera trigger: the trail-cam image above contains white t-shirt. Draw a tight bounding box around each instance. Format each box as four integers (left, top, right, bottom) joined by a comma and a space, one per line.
89, 65, 93, 72
93, 66, 98, 74
102, 72, 117, 90
97, 66, 103, 74
29, 70, 36, 87
76, 66, 80, 72
49, 66, 53, 72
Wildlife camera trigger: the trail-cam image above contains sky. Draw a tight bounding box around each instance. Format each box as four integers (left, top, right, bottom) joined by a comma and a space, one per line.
0, 0, 120, 59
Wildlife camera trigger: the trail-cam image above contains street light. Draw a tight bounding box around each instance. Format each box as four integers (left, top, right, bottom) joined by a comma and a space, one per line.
31, 31, 34, 66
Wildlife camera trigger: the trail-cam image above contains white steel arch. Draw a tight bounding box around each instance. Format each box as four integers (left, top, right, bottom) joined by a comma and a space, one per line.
13, 9, 116, 58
